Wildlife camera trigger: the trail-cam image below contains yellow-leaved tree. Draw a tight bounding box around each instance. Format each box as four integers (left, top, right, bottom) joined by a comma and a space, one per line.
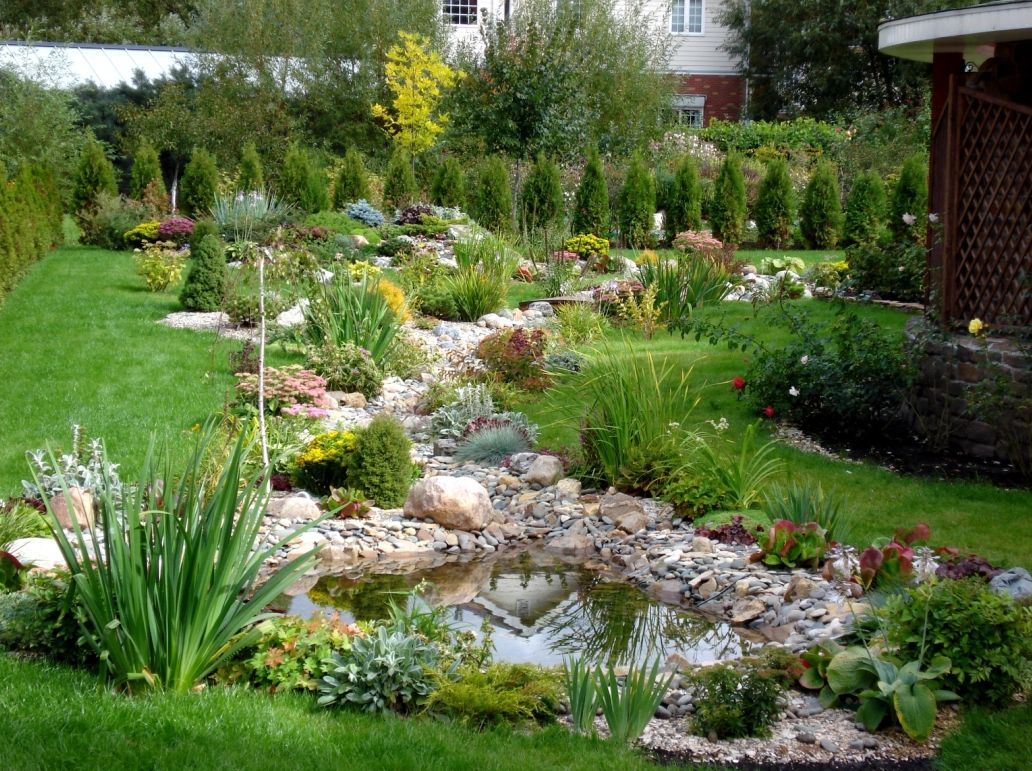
371, 32, 460, 156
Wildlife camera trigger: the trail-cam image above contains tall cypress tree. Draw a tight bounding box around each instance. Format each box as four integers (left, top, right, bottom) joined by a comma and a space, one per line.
72, 132, 117, 219
471, 156, 512, 232
843, 171, 886, 246
665, 155, 703, 242
618, 153, 656, 249
179, 148, 219, 218
519, 153, 564, 234
709, 154, 747, 246
237, 142, 264, 193
571, 146, 610, 237
129, 139, 164, 201
755, 158, 795, 249
431, 156, 466, 209
333, 147, 370, 209
383, 146, 417, 209
800, 161, 843, 249
889, 153, 928, 242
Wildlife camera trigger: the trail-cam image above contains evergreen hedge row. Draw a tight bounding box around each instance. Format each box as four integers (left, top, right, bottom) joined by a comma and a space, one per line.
0, 164, 63, 304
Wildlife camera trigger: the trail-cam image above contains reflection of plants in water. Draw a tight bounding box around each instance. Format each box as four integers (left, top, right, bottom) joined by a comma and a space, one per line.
308, 573, 410, 622
538, 577, 743, 668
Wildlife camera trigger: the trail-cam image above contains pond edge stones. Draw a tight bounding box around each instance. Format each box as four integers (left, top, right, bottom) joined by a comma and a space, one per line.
404, 475, 492, 531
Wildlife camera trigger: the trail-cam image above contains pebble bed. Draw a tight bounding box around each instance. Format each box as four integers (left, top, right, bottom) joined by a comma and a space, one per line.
160, 245, 938, 768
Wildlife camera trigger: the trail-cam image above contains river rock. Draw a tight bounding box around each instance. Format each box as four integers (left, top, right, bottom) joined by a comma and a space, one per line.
524, 455, 564, 487
649, 579, 687, 603
555, 477, 582, 499
404, 476, 491, 531
599, 492, 648, 533
730, 597, 766, 624
545, 532, 595, 556
276, 494, 322, 521
783, 574, 818, 601
47, 488, 93, 529
990, 567, 1032, 600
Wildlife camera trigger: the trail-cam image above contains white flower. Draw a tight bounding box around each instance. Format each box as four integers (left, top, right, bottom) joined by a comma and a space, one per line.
800, 355, 809, 365
707, 417, 729, 432
928, 212, 939, 223
789, 386, 799, 397
898, 265, 905, 272
902, 213, 916, 226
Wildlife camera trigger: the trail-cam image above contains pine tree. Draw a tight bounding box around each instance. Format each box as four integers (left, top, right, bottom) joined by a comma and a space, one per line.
237, 142, 264, 193
71, 133, 117, 219
843, 171, 886, 246
618, 153, 656, 249
709, 154, 747, 246
665, 155, 703, 242
519, 153, 564, 234
383, 146, 417, 209
800, 161, 843, 249
430, 156, 466, 208
332, 147, 370, 209
178, 147, 219, 219
755, 158, 795, 249
179, 234, 227, 312
471, 156, 512, 232
889, 153, 928, 242
129, 140, 165, 201
571, 146, 610, 237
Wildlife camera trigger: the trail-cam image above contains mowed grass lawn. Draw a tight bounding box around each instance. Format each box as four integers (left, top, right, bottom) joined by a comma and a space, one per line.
0, 247, 294, 495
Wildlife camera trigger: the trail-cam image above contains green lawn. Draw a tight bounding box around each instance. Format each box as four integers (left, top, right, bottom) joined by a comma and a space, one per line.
0, 654, 656, 771
0, 247, 294, 495
517, 303, 1032, 568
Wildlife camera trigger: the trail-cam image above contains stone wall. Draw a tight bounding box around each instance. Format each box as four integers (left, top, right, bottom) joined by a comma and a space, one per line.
905, 317, 1031, 464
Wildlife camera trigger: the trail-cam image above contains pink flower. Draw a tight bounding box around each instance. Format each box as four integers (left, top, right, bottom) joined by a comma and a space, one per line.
732, 376, 746, 391
763, 405, 776, 419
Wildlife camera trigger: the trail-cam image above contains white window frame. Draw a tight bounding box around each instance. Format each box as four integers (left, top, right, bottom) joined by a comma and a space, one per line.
671, 0, 704, 35
671, 94, 705, 127
443, 0, 479, 25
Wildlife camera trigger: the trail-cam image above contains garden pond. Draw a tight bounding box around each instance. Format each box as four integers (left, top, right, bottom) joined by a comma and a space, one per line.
282, 548, 760, 667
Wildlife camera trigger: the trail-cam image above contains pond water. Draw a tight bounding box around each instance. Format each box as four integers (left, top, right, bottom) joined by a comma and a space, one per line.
285, 548, 758, 667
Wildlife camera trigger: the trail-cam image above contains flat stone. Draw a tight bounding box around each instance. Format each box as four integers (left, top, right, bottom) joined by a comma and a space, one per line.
729, 598, 766, 624
544, 532, 595, 556
6, 537, 66, 570
796, 732, 817, 744
649, 579, 687, 603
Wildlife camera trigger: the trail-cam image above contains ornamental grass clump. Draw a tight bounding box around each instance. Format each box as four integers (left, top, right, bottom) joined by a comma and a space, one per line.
300, 276, 401, 365
35, 431, 325, 692
594, 658, 672, 744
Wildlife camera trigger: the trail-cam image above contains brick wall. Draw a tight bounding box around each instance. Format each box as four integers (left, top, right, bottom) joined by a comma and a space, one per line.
677, 75, 745, 124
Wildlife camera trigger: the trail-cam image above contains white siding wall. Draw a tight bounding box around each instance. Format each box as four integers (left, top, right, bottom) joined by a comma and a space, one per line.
442, 0, 740, 76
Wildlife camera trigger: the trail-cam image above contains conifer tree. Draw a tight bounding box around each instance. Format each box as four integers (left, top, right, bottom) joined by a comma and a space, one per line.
619, 153, 656, 249
519, 153, 564, 234
471, 156, 512, 232
755, 158, 795, 249
129, 139, 165, 201
72, 132, 117, 220
664, 155, 703, 242
178, 147, 219, 218
889, 153, 928, 242
843, 171, 886, 246
237, 142, 264, 192
800, 161, 843, 249
179, 234, 227, 311
571, 146, 610, 237
430, 156, 466, 209
709, 154, 747, 246
383, 146, 418, 209
332, 147, 370, 209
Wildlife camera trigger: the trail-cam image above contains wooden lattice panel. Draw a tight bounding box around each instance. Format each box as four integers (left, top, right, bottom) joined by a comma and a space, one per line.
952, 88, 1032, 326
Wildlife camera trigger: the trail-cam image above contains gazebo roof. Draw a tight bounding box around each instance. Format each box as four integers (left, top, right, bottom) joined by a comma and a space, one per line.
878, 0, 1032, 63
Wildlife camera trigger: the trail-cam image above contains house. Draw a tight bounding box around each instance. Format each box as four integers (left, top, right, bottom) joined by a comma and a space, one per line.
444, 0, 745, 126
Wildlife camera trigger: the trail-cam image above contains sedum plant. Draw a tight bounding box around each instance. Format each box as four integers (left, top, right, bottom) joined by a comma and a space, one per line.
35, 430, 325, 692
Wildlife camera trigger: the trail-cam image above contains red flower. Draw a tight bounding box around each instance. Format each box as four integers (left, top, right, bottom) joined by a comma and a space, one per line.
763, 405, 776, 418
731, 376, 746, 391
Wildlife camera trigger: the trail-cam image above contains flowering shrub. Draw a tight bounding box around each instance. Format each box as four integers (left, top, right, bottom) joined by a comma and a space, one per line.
476, 328, 551, 390
346, 199, 385, 227
133, 241, 185, 292
122, 220, 160, 248
234, 366, 331, 417
158, 217, 195, 244
563, 234, 610, 270
305, 342, 383, 398
347, 261, 381, 282
376, 277, 411, 322
289, 430, 359, 493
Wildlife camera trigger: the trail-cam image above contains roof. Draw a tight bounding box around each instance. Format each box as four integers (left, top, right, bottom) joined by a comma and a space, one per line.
878, 1, 1032, 63
0, 41, 196, 88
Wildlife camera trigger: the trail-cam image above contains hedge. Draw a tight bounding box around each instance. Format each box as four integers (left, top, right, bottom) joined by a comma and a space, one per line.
0, 164, 62, 304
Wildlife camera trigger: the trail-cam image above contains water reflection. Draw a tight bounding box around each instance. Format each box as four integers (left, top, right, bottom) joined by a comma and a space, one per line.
287, 548, 756, 667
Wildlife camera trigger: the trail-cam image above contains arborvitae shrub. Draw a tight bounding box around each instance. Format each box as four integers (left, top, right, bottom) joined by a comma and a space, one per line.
178, 148, 219, 219
179, 234, 227, 311
665, 155, 703, 242
346, 415, 416, 508
189, 219, 218, 255
519, 153, 564, 234
843, 171, 886, 246
709, 154, 747, 246
800, 161, 843, 249
755, 158, 795, 249
889, 153, 928, 242
237, 142, 264, 193
571, 146, 610, 237
618, 153, 656, 249
383, 146, 417, 210
472, 156, 512, 232
431, 156, 466, 209
129, 140, 165, 202
72, 133, 117, 222
280, 143, 326, 213
333, 147, 370, 209
0, 164, 62, 303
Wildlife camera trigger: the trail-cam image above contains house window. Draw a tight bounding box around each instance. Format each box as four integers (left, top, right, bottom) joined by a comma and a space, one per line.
443, 0, 478, 25
671, 0, 703, 34
672, 94, 705, 126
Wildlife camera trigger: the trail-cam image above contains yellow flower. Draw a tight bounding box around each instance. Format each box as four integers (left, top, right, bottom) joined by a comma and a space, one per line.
968, 318, 985, 336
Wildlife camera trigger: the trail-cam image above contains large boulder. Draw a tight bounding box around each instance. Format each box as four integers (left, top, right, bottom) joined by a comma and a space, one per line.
990, 567, 1032, 601
524, 455, 564, 487
404, 476, 491, 531
268, 494, 322, 521
47, 488, 93, 529
599, 492, 648, 533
